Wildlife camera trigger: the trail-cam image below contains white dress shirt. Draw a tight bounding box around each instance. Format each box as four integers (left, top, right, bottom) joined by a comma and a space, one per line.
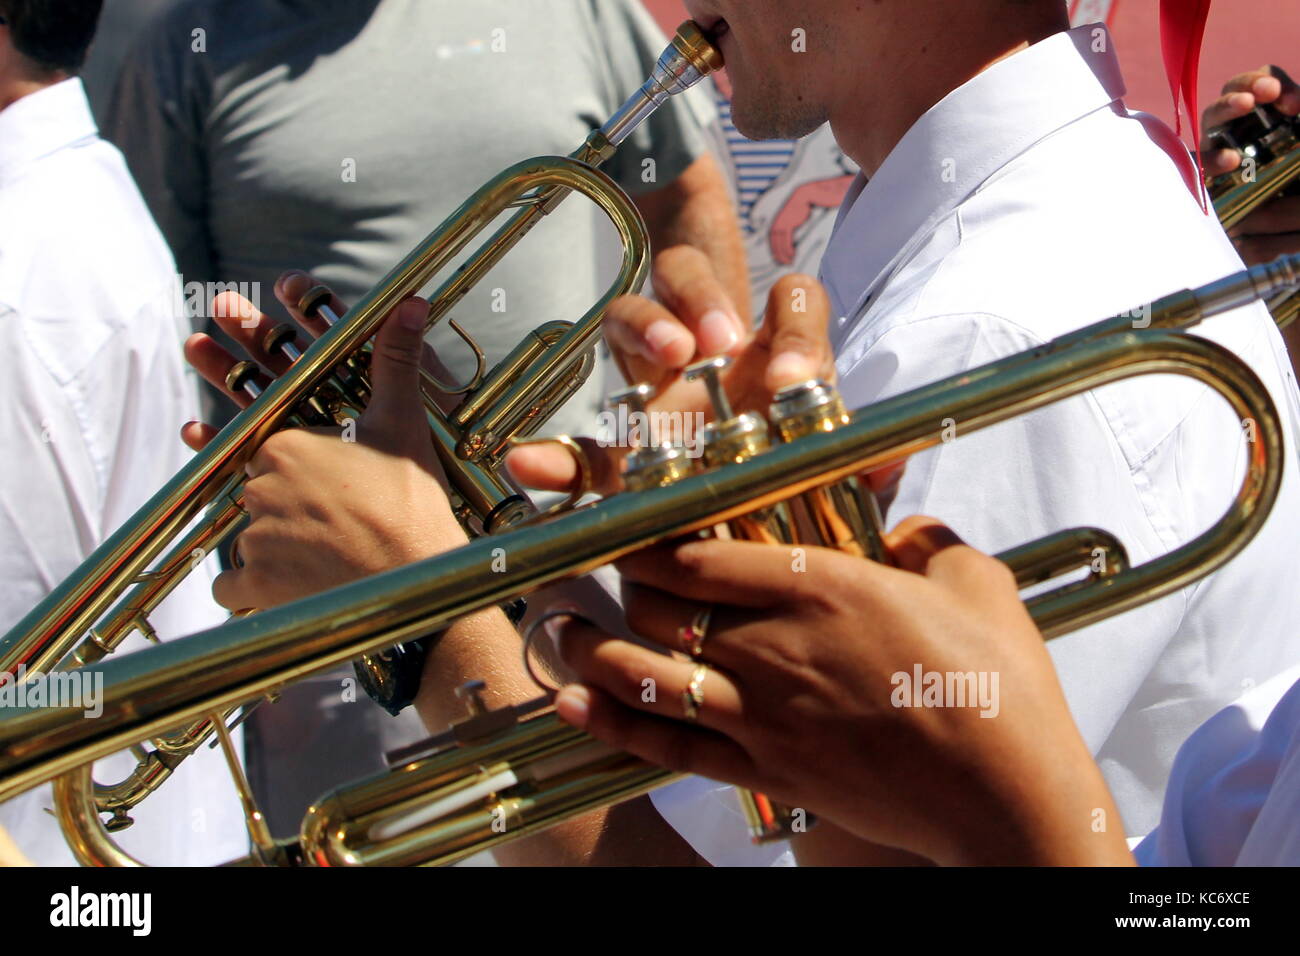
1136, 664, 1300, 866
827, 25, 1300, 836
652, 24, 1300, 863
0, 79, 247, 866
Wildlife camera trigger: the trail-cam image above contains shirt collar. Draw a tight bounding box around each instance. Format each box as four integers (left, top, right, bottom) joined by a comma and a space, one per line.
0, 78, 98, 184
820, 24, 1127, 334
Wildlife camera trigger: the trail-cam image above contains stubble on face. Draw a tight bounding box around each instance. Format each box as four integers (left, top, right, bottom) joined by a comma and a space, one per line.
723, 1, 832, 141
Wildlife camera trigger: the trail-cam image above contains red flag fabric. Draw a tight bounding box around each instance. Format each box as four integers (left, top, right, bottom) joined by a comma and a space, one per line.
1160, 0, 1214, 210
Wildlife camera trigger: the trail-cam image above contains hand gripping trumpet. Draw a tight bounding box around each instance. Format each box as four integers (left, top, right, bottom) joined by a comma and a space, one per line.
1, 256, 1296, 866
0, 23, 723, 848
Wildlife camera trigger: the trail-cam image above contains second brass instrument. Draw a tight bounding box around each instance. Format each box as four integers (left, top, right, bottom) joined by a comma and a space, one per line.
1, 255, 1295, 866
1211, 102, 1300, 328
0, 22, 724, 858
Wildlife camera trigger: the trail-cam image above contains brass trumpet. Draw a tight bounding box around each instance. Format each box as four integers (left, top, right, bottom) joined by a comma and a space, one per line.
1210, 102, 1300, 328
1, 256, 1295, 866
0, 22, 722, 856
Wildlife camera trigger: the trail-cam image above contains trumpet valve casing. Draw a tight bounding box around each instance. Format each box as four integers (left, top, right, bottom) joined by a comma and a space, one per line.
769, 380, 890, 562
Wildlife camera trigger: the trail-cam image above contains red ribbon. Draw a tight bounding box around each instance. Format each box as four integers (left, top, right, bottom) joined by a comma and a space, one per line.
1160, 0, 1213, 211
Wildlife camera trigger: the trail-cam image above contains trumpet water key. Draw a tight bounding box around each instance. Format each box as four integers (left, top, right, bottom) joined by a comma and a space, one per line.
2, 257, 1295, 866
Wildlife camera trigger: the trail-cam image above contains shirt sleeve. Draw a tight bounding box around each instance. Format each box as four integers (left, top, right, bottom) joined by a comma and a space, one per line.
584, 0, 716, 195
101, 22, 216, 307
1134, 665, 1300, 867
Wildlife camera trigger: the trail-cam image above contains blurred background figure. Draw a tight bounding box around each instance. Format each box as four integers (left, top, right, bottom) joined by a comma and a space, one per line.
102, 0, 746, 839
0, 0, 244, 865
79, 0, 176, 118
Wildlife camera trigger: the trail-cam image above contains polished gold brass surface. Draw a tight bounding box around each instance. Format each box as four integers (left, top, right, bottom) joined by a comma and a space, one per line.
685, 357, 804, 843
1272, 293, 1300, 330
0, 22, 724, 864
609, 383, 697, 492
1211, 104, 1300, 231
770, 380, 890, 562
1, 258, 1295, 866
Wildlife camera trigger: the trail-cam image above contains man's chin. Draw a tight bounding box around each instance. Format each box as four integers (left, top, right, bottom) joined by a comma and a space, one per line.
728, 97, 777, 141
730, 98, 822, 143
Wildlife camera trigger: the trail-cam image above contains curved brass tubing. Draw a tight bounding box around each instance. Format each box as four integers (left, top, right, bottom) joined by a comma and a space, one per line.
0, 16, 726, 861
1213, 146, 1300, 232
1, 254, 1294, 863
1, 17, 1294, 860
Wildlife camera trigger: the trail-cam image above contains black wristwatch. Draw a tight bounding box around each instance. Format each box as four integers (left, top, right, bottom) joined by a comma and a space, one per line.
354, 597, 528, 716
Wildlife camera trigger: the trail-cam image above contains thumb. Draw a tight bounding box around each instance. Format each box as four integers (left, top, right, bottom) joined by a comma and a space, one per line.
505, 436, 626, 497
361, 298, 430, 449
883, 515, 968, 576
759, 275, 835, 393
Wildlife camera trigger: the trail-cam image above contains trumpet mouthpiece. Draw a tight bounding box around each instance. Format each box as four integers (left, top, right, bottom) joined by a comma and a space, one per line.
662, 20, 726, 87
644, 20, 724, 100
590, 20, 725, 156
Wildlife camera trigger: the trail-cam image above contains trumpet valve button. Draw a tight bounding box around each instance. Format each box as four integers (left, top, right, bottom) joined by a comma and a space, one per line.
684, 356, 734, 421
609, 382, 671, 455
263, 323, 301, 361
225, 361, 263, 398
607, 382, 655, 419
297, 285, 335, 324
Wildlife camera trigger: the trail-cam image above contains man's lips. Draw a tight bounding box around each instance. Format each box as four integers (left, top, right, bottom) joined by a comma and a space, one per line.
694, 13, 730, 39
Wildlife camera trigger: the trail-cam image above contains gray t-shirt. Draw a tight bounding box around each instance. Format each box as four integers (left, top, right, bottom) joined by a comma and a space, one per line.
106, 0, 713, 440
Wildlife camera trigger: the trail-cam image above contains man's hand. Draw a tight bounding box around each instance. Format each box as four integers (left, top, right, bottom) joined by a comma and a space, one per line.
551, 518, 1133, 866
1203, 65, 1300, 266
178, 274, 705, 864
180, 272, 343, 450
506, 245, 837, 495
215, 298, 466, 611
179, 274, 466, 611
634, 153, 752, 326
